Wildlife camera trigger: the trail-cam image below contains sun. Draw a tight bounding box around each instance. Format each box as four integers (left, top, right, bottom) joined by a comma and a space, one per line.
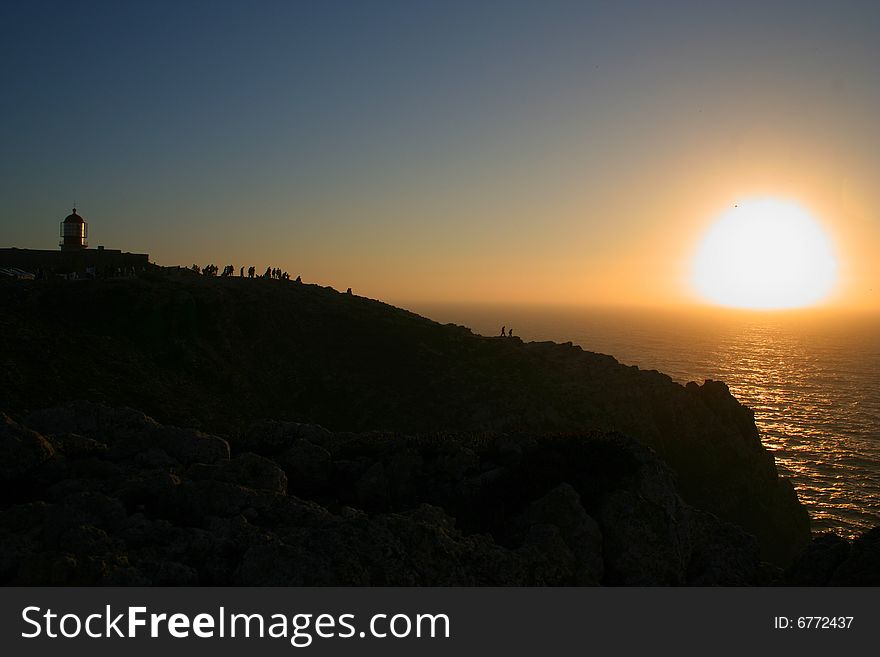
691, 199, 838, 310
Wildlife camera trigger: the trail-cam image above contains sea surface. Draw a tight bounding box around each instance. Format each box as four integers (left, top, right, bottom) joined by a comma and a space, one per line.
409, 302, 880, 537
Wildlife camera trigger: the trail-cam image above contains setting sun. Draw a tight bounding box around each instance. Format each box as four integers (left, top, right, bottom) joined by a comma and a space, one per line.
691, 199, 838, 310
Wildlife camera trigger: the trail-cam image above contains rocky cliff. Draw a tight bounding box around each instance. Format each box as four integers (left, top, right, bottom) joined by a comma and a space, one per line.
2, 403, 771, 585
0, 273, 809, 565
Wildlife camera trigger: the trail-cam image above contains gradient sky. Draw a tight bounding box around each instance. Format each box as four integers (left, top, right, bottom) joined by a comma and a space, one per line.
2, 0, 880, 308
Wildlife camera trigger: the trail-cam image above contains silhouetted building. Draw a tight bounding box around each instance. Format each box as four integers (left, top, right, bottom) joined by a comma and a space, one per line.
0, 207, 149, 276
60, 208, 88, 250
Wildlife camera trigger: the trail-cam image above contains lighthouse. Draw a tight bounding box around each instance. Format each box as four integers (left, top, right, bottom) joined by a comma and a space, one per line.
59, 208, 88, 250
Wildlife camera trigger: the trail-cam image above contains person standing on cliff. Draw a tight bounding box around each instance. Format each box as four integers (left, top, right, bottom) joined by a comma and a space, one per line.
500, 326, 506, 337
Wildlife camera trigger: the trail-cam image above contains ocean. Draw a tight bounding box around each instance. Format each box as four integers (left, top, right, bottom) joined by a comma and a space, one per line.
408, 302, 880, 537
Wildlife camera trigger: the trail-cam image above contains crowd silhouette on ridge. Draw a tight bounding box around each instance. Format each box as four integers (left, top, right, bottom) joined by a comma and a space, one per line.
190, 263, 292, 281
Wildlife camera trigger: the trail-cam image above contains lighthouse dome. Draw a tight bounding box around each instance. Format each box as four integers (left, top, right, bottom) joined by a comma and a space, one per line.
63, 208, 85, 224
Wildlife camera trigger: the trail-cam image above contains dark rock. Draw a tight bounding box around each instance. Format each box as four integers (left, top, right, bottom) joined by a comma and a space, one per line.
16, 551, 80, 585
830, 527, 880, 585
518, 483, 603, 584
188, 452, 287, 494
0, 405, 823, 586
516, 524, 577, 584
40, 492, 127, 549
496, 437, 524, 467
685, 509, 760, 585
1, 276, 814, 564
354, 462, 390, 508
24, 402, 229, 465
277, 439, 332, 493
151, 425, 230, 465
786, 533, 851, 586
49, 433, 108, 459
0, 413, 54, 484
64, 457, 122, 482
176, 480, 262, 521
238, 420, 332, 457
594, 438, 690, 585
152, 560, 199, 585
384, 447, 424, 501
116, 469, 182, 515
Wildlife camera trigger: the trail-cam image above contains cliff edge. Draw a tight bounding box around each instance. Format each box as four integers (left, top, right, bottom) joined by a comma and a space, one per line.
0, 273, 810, 563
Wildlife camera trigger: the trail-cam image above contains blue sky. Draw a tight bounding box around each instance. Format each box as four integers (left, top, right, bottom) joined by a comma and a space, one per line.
2, 1, 879, 306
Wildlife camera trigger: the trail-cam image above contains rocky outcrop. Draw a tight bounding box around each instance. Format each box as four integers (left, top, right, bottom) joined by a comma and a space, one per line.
0, 402, 774, 586
785, 529, 880, 586
0, 413, 55, 487
0, 275, 810, 563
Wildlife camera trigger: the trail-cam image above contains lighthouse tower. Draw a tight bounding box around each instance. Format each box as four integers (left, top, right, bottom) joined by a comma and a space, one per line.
59, 208, 88, 250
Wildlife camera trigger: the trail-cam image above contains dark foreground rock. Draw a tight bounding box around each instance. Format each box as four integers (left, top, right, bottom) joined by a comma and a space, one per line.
0, 402, 777, 586
784, 529, 880, 586
0, 275, 809, 563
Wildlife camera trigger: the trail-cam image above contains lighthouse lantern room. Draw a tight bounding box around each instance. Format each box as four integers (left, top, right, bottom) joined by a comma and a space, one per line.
60, 208, 88, 250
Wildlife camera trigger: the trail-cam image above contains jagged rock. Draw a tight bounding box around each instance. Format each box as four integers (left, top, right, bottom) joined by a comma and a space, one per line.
430, 446, 479, 482
115, 469, 182, 516
594, 437, 691, 585
141, 560, 199, 586
354, 462, 390, 508
24, 402, 229, 465
0, 413, 54, 484
176, 480, 264, 521
687, 379, 760, 447
385, 447, 424, 501
519, 483, 603, 584
237, 420, 295, 456
684, 509, 760, 585
49, 433, 108, 459
276, 439, 332, 493
188, 452, 287, 494
16, 551, 80, 585
830, 527, 880, 585
1, 276, 815, 564
233, 503, 531, 586
0, 405, 851, 587
516, 523, 577, 584
785, 533, 851, 585
0, 501, 49, 581
496, 436, 524, 467
238, 420, 333, 457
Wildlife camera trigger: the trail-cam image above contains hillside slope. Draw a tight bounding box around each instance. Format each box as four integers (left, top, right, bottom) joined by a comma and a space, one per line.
0, 272, 809, 562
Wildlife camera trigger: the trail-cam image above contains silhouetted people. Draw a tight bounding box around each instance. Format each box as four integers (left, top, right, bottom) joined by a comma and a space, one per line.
295, 275, 301, 283
346, 287, 352, 295
500, 326, 506, 337
180, 261, 300, 285
508, 328, 513, 337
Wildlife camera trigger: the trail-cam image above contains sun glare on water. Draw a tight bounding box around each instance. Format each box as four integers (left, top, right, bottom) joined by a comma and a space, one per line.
691, 199, 838, 310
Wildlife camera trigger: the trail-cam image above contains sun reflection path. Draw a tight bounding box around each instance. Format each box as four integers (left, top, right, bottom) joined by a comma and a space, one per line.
686, 321, 879, 536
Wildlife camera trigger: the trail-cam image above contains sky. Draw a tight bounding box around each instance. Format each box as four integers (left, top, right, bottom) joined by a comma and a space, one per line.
2, 0, 880, 309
